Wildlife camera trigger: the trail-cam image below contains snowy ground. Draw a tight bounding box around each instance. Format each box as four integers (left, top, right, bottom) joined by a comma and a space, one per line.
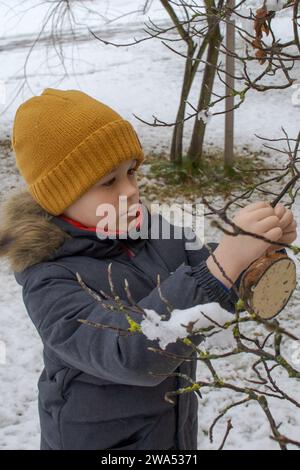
0, 0, 299, 450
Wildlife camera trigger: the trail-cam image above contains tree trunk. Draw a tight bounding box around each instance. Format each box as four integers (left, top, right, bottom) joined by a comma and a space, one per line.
161, 0, 215, 165
187, 1, 222, 165
170, 45, 195, 165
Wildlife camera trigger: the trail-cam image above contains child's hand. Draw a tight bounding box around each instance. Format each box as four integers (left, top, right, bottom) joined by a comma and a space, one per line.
206, 201, 285, 287
265, 203, 298, 254
220, 200, 284, 270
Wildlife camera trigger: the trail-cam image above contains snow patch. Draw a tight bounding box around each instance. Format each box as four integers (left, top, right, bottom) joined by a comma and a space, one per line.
141, 302, 236, 349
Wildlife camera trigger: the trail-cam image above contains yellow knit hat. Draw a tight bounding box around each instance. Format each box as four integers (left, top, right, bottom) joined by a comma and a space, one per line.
11, 88, 145, 215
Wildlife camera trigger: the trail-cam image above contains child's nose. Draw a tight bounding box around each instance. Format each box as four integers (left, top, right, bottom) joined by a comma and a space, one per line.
120, 180, 138, 200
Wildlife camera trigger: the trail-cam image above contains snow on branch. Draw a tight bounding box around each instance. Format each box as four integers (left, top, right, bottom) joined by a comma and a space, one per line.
141, 303, 235, 350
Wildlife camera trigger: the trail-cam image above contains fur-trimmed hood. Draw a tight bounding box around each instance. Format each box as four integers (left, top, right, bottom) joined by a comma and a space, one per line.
0, 187, 151, 274
0, 187, 72, 273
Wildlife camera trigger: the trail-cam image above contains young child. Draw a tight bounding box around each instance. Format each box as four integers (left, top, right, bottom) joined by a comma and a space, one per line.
0, 88, 296, 450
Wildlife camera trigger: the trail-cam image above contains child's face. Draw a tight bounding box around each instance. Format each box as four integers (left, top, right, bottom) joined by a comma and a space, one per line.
61, 158, 140, 230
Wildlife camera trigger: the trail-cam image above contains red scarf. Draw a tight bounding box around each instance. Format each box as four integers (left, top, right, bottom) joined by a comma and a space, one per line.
57, 213, 142, 259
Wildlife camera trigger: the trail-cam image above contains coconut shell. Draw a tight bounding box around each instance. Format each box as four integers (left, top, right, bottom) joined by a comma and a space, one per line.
238, 252, 297, 319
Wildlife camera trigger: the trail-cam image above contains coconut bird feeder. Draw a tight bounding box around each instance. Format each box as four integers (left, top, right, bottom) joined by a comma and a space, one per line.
238, 250, 297, 320
236, 196, 297, 320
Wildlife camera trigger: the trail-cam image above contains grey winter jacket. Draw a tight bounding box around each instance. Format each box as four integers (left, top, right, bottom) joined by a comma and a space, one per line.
0, 189, 256, 450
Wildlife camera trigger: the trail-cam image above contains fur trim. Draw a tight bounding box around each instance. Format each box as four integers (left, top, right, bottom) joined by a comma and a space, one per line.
0, 187, 71, 272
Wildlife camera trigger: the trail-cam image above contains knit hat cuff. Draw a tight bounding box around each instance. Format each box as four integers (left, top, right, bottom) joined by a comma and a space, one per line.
30, 119, 145, 215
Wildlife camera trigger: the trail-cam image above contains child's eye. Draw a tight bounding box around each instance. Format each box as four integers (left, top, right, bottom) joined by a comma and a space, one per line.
102, 169, 136, 187
102, 178, 115, 187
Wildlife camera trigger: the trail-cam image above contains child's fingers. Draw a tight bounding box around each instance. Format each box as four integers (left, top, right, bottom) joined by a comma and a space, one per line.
283, 219, 297, 233
264, 226, 283, 243
281, 230, 297, 244
279, 210, 295, 230
243, 201, 271, 212
266, 225, 297, 254
250, 206, 275, 221
256, 215, 281, 233
273, 203, 286, 220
